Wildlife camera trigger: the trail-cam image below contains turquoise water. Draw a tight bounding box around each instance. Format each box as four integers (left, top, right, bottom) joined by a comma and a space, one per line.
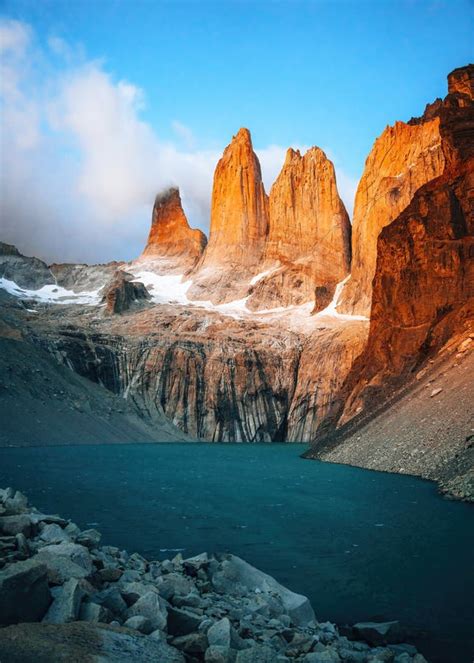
0, 443, 472, 662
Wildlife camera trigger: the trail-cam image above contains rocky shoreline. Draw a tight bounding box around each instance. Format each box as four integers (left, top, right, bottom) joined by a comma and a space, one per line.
0, 487, 429, 663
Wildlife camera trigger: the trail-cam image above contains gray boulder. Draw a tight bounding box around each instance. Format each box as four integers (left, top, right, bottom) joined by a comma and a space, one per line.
0, 558, 51, 624
167, 606, 203, 636
120, 580, 156, 606
76, 528, 101, 549
156, 571, 195, 599
123, 615, 154, 634
79, 600, 112, 623
207, 617, 236, 649
35, 541, 93, 584
0, 514, 33, 537
95, 586, 129, 618
172, 632, 208, 655
127, 590, 168, 631
39, 523, 70, 544
212, 555, 315, 626
42, 578, 86, 624
353, 621, 403, 646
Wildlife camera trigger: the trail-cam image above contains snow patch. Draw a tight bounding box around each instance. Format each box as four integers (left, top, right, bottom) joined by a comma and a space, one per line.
315, 276, 368, 321
0, 277, 101, 305
249, 268, 278, 286
129, 270, 192, 305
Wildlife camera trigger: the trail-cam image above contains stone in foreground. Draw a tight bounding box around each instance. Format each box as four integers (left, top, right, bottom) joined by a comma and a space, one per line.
0, 558, 51, 625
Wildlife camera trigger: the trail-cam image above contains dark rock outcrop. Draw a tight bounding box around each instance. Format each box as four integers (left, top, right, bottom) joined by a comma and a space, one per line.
0, 242, 54, 289
101, 272, 150, 315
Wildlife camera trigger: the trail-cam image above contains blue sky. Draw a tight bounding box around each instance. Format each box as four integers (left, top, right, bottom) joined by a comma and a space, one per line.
1, 0, 473, 262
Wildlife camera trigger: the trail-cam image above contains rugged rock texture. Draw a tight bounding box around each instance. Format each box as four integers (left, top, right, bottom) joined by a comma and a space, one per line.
0, 488, 428, 663
101, 272, 150, 315
20, 296, 367, 444
287, 323, 368, 441
338, 118, 446, 316
337, 159, 474, 427
50, 262, 125, 292
307, 329, 474, 503
307, 66, 474, 500
0, 291, 188, 446
339, 64, 474, 317
140, 188, 207, 272
247, 147, 351, 311
0, 242, 55, 289
188, 128, 269, 303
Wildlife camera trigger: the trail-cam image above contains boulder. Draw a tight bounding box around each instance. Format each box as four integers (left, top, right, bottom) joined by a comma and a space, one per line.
123, 615, 154, 634
35, 542, 93, 584
42, 578, 86, 624
172, 632, 209, 655
120, 581, 156, 606
212, 555, 315, 626
79, 600, 112, 623
0, 558, 51, 624
95, 586, 129, 618
127, 590, 168, 631
39, 523, 70, 544
76, 528, 101, 549
156, 572, 195, 600
167, 606, 203, 636
0, 514, 33, 537
353, 621, 403, 646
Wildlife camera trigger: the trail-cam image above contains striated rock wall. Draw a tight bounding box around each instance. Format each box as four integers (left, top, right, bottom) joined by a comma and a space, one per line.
140, 188, 207, 272
247, 147, 351, 311
27, 303, 367, 443
188, 129, 269, 303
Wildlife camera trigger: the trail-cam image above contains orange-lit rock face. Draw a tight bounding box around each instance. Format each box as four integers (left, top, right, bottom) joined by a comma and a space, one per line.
188, 128, 269, 303
247, 147, 351, 311
448, 64, 474, 100
141, 188, 207, 271
337, 118, 446, 316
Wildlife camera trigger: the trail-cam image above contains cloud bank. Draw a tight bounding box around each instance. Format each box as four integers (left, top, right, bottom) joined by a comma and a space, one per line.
0, 19, 357, 265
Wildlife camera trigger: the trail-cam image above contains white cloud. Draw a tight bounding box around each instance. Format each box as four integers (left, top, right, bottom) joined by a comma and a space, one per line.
0, 19, 31, 56
0, 19, 357, 265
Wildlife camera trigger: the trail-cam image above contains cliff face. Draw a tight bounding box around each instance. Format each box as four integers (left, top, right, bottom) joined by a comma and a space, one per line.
338, 64, 474, 318
317, 64, 474, 429
140, 188, 207, 272
338, 118, 446, 316
247, 147, 351, 311
188, 128, 269, 303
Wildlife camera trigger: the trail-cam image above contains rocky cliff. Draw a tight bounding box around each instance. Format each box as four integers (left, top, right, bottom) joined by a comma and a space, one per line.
306, 65, 474, 498
338, 118, 446, 316
188, 128, 269, 303
140, 188, 207, 272
247, 147, 351, 311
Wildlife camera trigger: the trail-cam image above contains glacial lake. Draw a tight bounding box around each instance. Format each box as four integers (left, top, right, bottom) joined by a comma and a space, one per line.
0, 443, 472, 663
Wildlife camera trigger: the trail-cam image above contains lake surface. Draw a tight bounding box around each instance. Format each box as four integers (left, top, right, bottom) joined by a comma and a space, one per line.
0, 443, 472, 662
